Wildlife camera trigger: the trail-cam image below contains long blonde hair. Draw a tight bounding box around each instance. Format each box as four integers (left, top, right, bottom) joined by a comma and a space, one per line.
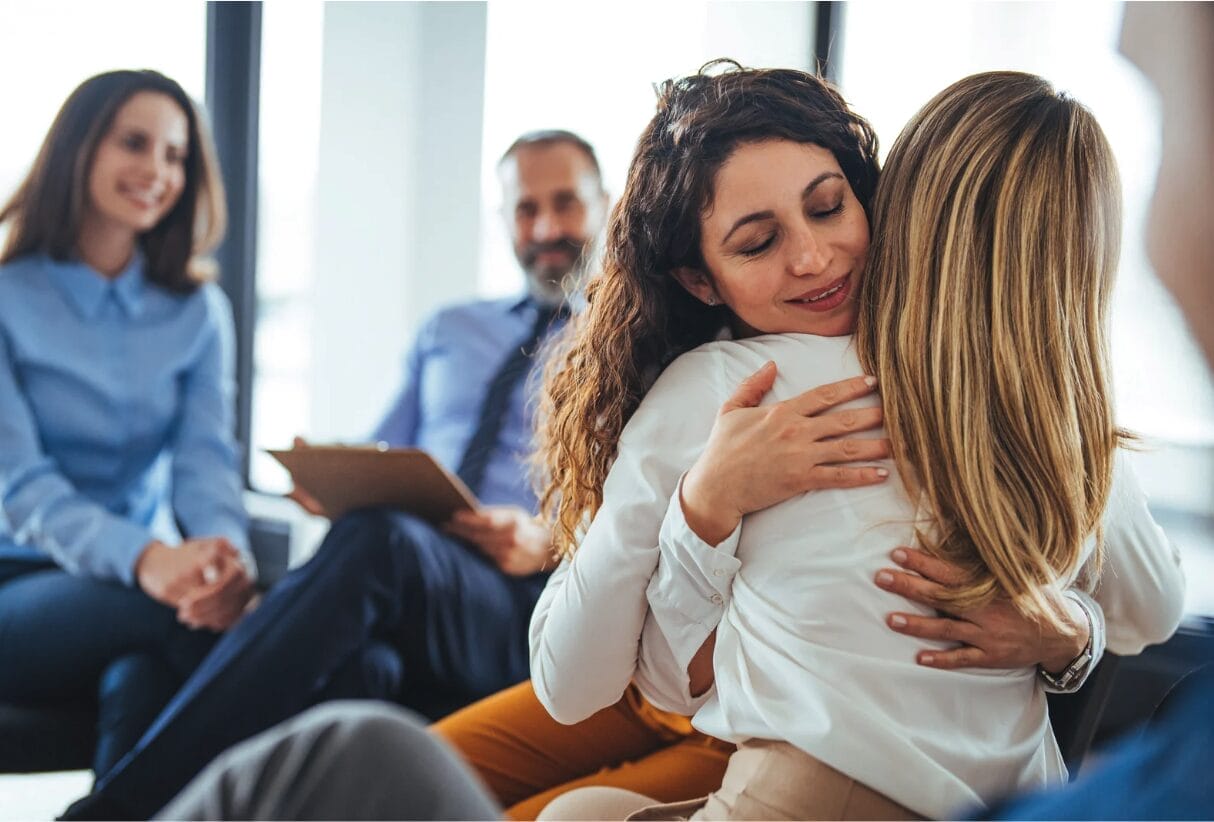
855, 71, 1124, 628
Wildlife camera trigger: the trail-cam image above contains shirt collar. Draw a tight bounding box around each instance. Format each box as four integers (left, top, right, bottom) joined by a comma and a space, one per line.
48, 251, 147, 320
507, 293, 535, 315
509, 289, 585, 317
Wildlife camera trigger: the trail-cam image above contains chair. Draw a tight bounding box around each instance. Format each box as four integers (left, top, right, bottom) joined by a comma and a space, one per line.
1045, 653, 1122, 776
0, 702, 96, 773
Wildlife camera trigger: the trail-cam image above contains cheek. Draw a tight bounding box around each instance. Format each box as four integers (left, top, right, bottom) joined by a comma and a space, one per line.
168, 168, 187, 197
562, 206, 588, 232
721, 264, 779, 308
87, 149, 117, 192
841, 210, 871, 257
85, 161, 113, 210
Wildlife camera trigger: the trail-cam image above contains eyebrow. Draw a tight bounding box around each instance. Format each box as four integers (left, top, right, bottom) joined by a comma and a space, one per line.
720, 171, 845, 245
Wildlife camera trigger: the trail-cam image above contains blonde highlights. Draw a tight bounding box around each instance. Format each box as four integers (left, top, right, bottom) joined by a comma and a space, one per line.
855, 72, 1124, 627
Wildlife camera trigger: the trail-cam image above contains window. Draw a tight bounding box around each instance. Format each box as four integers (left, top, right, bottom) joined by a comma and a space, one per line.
478, 1, 817, 295
247, 1, 325, 493
837, 1, 1214, 615
0, 1, 206, 245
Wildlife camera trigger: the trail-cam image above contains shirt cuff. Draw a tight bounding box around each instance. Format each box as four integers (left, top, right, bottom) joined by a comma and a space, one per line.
646, 475, 743, 670
105, 519, 157, 587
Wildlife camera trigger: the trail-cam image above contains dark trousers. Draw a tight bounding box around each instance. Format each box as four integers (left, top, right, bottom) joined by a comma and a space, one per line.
0, 558, 218, 778
82, 509, 547, 819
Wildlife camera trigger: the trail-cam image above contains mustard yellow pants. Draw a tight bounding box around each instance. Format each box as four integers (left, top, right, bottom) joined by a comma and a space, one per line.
434, 681, 734, 820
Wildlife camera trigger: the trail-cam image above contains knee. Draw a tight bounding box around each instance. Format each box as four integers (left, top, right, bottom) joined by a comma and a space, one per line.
313, 509, 440, 580
535, 787, 660, 821
318, 641, 404, 702
97, 653, 178, 710
293, 700, 433, 761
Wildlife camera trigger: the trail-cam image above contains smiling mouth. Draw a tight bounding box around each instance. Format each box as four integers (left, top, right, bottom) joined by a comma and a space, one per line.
120, 186, 164, 209
788, 275, 849, 304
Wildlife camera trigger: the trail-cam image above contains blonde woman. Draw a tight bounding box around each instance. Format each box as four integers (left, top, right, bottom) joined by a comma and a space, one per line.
530, 67, 1184, 820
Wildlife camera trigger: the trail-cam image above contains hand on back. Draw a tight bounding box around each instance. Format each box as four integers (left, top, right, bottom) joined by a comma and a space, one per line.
680, 361, 890, 545
877, 547, 1090, 672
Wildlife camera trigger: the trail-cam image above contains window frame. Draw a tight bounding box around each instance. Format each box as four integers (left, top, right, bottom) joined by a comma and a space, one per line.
205, 0, 262, 482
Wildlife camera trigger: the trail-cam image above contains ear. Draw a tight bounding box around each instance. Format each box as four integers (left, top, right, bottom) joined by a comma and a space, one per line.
671, 267, 720, 306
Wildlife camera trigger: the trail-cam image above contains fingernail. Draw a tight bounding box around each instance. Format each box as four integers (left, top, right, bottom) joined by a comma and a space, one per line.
876, 571, 894, 586
920, 653, 935, 665
891, 548, 907, 563
876, 468, 889, 478
865, 375, 878, 387
890, 614, 907, 628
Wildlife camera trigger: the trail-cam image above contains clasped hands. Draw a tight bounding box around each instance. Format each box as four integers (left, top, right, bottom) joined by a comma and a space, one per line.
135, 537, 254, 632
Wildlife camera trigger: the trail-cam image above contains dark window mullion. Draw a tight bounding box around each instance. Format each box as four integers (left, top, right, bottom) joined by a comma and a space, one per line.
205, 1, 262, 482
814, 1, 845, 84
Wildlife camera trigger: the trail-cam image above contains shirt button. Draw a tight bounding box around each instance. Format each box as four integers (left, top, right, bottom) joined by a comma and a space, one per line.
711, 594, 724, 605
713, 568, 726, 577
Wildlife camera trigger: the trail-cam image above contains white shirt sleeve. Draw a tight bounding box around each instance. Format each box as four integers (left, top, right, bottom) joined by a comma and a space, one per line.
1090, 449, 1186, 655
633, 474, 742, 714
528, 348, 723, 725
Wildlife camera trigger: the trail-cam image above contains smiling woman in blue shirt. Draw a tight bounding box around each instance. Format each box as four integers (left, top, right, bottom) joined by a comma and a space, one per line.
0, 69, 253, 778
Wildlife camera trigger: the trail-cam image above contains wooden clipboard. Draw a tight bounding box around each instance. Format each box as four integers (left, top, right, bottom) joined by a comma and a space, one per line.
266, 445, 479, 524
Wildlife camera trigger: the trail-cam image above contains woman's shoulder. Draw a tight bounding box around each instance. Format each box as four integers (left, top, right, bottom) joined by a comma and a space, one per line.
677, 333, 860, 387
0, 255, 60, 321
149, 278, 234, 323
0, 253, 50, 289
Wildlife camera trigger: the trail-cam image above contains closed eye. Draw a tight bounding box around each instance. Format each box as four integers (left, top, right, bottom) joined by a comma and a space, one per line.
740, 235, 776, 257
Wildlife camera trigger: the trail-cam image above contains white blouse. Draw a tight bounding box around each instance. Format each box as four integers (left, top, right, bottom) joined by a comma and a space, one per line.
529, 333, 1185, 819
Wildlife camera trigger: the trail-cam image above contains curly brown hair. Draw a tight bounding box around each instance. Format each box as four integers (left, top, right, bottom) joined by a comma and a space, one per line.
536, 61, 880, 557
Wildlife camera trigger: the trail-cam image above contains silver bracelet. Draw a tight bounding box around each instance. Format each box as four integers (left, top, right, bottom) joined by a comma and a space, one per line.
1037, 595, 1095, 691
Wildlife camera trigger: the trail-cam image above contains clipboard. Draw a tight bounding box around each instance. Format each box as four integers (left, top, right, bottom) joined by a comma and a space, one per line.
266, 445, 479, 524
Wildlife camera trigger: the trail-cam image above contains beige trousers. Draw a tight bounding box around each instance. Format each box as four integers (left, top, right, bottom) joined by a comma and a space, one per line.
538, 740, 923, 821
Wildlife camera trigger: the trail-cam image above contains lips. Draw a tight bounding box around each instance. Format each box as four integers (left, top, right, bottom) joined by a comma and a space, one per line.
787, 275, 852, 312
119, 184, 165, 210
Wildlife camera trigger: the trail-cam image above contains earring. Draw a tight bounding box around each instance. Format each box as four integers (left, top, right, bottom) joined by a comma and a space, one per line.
706, 296, 719, 306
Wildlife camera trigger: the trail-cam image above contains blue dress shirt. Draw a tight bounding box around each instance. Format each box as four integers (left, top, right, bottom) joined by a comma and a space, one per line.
0, 253, 250, 586
373, 294, 566, 512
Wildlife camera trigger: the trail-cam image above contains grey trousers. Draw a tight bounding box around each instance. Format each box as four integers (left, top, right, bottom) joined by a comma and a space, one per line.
156, 701, 501, 820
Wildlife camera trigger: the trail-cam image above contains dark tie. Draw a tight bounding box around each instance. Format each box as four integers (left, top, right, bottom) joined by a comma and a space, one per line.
455, 303, 564, 496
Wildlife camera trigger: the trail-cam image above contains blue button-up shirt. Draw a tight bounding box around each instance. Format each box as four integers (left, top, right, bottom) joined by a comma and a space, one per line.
373, 295, 566, 512
0, 253, 250, 585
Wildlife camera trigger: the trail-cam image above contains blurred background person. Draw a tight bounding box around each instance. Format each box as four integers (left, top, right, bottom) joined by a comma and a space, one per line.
0, 69, 252, 780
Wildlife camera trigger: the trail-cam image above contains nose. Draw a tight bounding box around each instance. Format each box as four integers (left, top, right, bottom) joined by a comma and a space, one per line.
532, 209, 562, 243
137, 148, 171, 184
787, 222, 831, 278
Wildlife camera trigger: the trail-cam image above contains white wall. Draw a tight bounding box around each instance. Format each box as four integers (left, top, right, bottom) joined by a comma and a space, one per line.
310, 1, 487, 441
